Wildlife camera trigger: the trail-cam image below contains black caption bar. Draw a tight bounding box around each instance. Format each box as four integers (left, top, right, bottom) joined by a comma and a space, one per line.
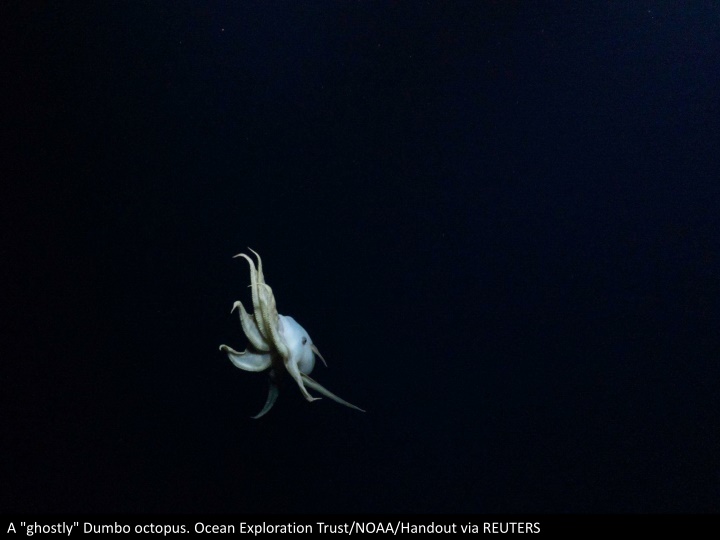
2, 515, 718, 538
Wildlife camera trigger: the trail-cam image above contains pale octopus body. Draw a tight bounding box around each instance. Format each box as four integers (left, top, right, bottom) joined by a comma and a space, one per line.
220, 249, 364, 418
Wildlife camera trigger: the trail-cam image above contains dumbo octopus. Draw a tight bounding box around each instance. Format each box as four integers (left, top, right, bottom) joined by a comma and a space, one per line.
219, 249, 365, 418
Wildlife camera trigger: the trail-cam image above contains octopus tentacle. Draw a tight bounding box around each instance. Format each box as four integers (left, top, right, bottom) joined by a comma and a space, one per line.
219, 344, 272, 372
285, 353, 321, 402
301, 373, 365, 412
258, 283, 289, 359
231, 300, 269, 352
248, 248, 265, 288
251, 377, 279, 419
234, 252, 272, 343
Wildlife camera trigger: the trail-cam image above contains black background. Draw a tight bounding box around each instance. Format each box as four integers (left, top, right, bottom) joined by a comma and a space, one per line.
2, 2, 719, 513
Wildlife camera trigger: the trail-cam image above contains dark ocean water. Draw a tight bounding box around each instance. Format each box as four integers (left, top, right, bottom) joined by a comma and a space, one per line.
2, 2, 719, 513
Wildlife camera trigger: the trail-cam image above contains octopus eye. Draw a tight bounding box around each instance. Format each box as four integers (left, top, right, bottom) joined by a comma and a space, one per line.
302, 337, 308, 345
